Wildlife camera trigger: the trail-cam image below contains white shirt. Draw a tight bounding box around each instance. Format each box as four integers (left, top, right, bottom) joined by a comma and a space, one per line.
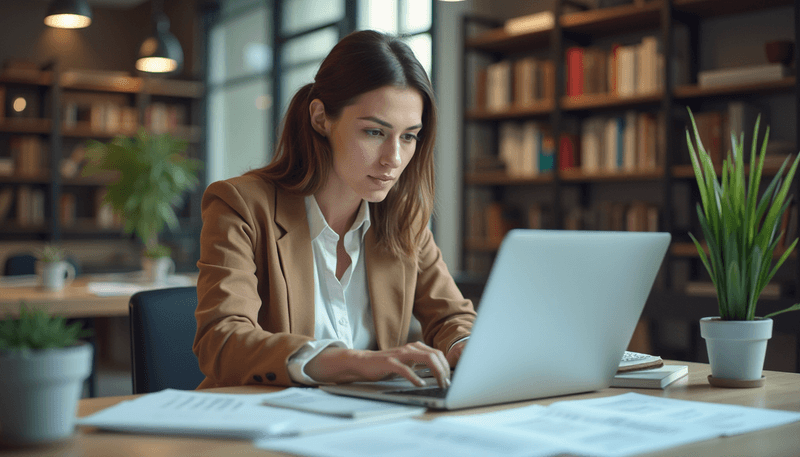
287, 195, 375, 384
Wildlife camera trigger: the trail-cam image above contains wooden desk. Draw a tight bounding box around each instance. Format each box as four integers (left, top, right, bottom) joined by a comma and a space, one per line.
2, 362, 798, 457
0, 274, 198, 318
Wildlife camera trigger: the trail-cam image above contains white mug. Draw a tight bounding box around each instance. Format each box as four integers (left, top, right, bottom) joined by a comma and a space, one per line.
40, 261, 76, 291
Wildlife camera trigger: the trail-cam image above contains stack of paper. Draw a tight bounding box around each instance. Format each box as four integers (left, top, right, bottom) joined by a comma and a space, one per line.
78, 388, 424, 440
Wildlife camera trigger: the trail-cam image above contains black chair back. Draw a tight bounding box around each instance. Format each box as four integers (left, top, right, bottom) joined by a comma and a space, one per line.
4, 254, 37, 276
129, 286, 205, 394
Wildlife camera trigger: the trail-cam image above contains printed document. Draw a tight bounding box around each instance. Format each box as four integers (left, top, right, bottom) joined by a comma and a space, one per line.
77, 389, 407, 440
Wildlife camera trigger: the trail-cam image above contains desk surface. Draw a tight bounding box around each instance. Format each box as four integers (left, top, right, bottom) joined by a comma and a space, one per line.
1, 361, 799, 457
0, 274, 197, 318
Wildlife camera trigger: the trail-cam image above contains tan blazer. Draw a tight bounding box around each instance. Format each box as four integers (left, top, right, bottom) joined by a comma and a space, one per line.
193, 172, 476, 388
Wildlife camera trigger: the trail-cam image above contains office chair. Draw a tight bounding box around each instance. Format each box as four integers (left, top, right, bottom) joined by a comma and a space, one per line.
129, 286, 206, 394
3, 253, 37, 275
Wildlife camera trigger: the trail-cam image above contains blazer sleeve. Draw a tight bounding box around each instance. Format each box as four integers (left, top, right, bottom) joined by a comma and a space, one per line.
412, 226, 477, 354
193, 180, 312, 388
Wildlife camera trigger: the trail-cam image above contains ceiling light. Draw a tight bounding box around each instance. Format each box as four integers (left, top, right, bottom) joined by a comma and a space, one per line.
136, 11, 184, 74
44, 0, 92, 29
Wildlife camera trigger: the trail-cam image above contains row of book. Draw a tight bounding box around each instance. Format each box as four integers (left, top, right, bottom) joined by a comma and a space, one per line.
467, 198, 660, 244
0, 136, 47, 177
478, 59, 556, 112
0, 186, 123, 229
63, 100, 189, 135
566, 36, 667, 98
0, 186, 45, 227
580, 111, 662, 174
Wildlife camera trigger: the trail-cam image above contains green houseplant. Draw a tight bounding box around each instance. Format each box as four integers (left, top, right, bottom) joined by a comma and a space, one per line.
85, 129, 202, 268
686, 108, 800, 384
0, 304, 93, 445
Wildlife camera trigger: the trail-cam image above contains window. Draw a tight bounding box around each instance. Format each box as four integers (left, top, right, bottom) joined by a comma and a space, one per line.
206, 0, 433, 183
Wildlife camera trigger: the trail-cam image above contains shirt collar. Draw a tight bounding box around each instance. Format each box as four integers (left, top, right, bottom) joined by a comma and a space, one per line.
305, 195, 371, 242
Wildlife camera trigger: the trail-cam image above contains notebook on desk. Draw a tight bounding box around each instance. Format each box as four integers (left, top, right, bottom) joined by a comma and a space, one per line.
322, 229, 671, 410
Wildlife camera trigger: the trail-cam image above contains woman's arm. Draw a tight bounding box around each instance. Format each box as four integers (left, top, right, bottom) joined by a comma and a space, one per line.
193, 179, 313, 387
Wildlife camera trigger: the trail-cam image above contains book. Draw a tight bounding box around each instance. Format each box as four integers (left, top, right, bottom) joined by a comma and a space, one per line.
259, 388, 425, 419
698, 64, 790, 88
611, 364, 689, 389
618, 350, 663, 372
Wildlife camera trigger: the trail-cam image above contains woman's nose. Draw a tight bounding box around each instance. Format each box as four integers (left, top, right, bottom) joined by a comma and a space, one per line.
380, 139, 402, 168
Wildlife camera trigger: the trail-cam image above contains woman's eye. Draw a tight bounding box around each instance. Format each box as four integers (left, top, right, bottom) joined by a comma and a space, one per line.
365, 129, 382, 137
402, 133, 420, 142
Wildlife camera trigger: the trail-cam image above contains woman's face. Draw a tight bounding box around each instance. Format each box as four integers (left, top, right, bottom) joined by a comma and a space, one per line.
320, 85, 424, 204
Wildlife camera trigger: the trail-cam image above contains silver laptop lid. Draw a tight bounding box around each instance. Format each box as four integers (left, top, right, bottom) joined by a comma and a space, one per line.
444, 229, 670, 409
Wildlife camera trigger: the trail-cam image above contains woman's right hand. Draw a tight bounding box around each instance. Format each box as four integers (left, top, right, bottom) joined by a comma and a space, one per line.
304, 341, 451, 388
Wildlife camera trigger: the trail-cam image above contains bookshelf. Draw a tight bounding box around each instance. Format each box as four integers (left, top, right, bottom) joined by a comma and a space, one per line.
460, 0, 800, 366
0, 61, 205, 262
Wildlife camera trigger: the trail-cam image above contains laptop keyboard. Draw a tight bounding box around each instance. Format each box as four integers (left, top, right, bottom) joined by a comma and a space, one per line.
385, 386, 449, 399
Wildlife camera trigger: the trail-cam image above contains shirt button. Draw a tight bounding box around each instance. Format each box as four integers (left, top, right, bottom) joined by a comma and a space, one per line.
338, 318, 346, 326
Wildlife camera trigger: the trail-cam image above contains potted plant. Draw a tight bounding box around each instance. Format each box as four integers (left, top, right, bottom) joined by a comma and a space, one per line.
85, 129, 202, 282
35, 243, 76, 291
0, 304, 93, 445
686, 108, 800, 386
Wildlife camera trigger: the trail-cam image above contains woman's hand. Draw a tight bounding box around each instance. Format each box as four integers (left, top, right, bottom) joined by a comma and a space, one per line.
304, 341, 451, 388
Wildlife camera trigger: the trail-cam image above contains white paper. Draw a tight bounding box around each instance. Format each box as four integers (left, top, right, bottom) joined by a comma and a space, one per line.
441, 392, 800, 457
256, 419, 569, 457
77, 389, 384, 440
261, 388, 425, 419
87, 275, 194, 296
441, 403, 717, 457
561, 392, 800, 436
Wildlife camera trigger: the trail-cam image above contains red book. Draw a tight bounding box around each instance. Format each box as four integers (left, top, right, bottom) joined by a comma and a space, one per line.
558, 133, 579, 170
566, 47, 584, 97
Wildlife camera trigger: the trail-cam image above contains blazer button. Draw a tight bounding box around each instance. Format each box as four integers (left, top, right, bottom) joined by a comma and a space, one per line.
253, 374, 263, 383
266, 372, 277, 382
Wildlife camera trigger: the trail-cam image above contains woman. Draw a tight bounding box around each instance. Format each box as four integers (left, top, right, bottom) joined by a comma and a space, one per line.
193, 30, 476, 389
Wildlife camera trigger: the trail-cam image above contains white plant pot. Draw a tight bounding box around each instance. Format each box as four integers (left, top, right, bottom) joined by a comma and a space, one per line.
0, 343, 93, 445
142, 256, 176, 284
699, 316, 772, 383
38, 261, 76, 291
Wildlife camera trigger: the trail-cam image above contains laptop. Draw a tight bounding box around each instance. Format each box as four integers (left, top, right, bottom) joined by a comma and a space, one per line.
322, 229, 671, 410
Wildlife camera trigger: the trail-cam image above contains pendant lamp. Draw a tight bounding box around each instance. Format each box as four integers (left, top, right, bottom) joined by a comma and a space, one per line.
136, 1, 183, 74
44, 0, 92, 29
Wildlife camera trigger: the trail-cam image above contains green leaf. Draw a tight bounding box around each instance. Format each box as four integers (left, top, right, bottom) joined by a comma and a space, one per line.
765, 303, 800, 319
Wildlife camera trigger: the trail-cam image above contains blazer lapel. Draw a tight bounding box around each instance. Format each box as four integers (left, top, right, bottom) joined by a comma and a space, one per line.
274, 188, 316, 337
365, 229, 407, 350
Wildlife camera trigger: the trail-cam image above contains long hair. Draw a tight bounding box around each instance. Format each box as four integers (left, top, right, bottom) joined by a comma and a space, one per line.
253, 30, 437, 260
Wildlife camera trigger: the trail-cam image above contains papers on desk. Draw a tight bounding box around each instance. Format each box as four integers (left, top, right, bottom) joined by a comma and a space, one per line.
0, 274, 40, 288
77, 388, 425, 440
439, 392, 800, 457
87, 274, 194, 296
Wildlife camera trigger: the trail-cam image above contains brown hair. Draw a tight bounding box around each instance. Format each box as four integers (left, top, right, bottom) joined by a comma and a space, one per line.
253, 30, 437, 259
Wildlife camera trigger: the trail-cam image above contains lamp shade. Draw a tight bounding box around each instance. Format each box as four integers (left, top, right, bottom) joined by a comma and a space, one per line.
136, 14, 184, 74
44, 0, 92, 29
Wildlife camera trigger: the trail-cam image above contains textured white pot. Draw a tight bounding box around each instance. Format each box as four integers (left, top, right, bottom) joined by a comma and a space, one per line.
142, 256, 175, 284
38, 261, 76, 291
0, 343, 93, 445
699, 317, 772, 381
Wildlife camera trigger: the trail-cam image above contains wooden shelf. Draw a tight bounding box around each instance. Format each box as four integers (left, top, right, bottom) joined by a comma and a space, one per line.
59, 72, 203, 98
466, 27, 550, 54
559, 168, 665, 182
466, 100, 554, 120
560, 1, 662, 36
671, 241, 797, 259
673, 0, 793, 18
143, 78, 204, 98
465, 170, 554, 186
0, 118, 51, 134
0, 173, 51, 184
0, 70, 54, 86
671, 162, 789, 178
674, 77, 795, 99
561, 92, 662, 111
